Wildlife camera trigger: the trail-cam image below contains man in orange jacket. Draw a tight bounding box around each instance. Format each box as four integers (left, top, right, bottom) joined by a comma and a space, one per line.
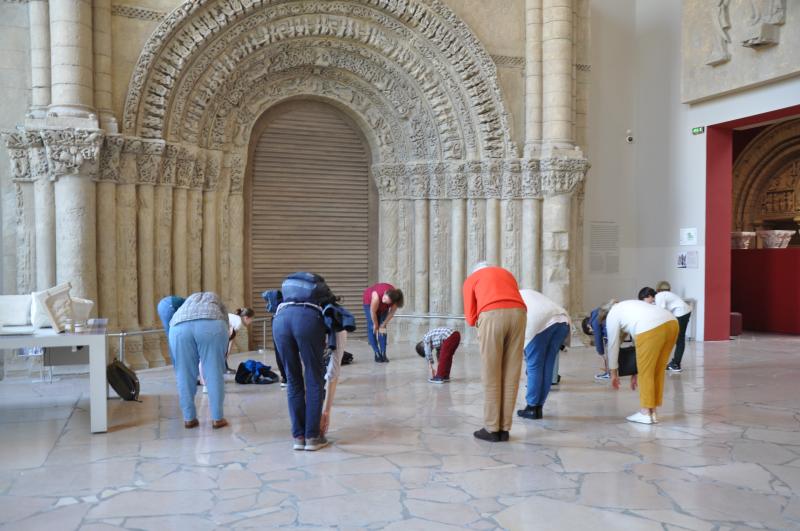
463, 263, 527, 442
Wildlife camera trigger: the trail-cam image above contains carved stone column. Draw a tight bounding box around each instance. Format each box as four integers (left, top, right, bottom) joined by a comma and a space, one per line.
217, 152, 232, 303
117, 138, 145, 369
484, 161, 502, 265
542, 0, 575, 148
47, 0, 96, 121
501, 160, 522, 278
466, 162, 486, 270
428, 164, 449, 314
396, 199, 414, 310
28, 0, 51, 119
409, 165, 429, 313
372, 165, 399, 285
92, 0, 116, 131
96, 135, 122, 327
202, 152, 222, 293
172, 147, 193, 296
540, 158, 588, 311
520, 159, 542, 289
41, 129, 102, 302
447, 162, 467, 314
228, 151, 246, 349
187, 151, 205, 294
2, 132, 36, 293
28, 133, 55, 290
137, 140, 165, 368
155, 144, 177, 364
525, 0, 543, 156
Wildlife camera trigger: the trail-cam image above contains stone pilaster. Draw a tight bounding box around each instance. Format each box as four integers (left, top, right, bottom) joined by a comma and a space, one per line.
41, 128, 102, 302
172, 146, 194, 296
92, 0, 117, 131
447, 162, 467, 314
525, 0, 543, 156
155, 144, 177, 364
47, 0, 96, 122
28, 0, 51, 120
27, 133, 56, 290
217, 151, 232, 304
187, 150, 205, 294
484, 160, 502, 265
228, 151, 246, 349
137, 140, 165, 368
428, 164, 449, 314
117, 138, 145, 369
542, 0, 575, 148
96, 134, 122, 326
202, 151, 222, 293
466, 161, 486, 270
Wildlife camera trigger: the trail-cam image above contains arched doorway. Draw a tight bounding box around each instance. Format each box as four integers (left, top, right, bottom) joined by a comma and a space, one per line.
247, 100, 376, 347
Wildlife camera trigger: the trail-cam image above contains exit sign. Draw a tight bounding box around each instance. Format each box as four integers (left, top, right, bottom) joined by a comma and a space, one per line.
692, 126, 705, 135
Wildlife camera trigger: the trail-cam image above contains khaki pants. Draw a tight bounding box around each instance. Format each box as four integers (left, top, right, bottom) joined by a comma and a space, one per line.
634, 320, 679, 409
477, 307, 527, 432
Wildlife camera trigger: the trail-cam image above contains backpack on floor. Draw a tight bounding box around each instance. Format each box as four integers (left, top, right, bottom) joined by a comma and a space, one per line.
107, 359, 141, 401
235, 359, 279, 384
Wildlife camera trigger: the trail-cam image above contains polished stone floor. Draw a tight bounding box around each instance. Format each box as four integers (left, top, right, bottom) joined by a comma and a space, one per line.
1, 333, 799, 530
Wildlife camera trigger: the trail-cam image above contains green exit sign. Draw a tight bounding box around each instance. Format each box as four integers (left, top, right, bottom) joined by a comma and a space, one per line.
692, 126, 705, 135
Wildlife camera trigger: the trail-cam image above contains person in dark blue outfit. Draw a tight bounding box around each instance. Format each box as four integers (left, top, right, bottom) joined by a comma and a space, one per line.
582, 300, 615, 380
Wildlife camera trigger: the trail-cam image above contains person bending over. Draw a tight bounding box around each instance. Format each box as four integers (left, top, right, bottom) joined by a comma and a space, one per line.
416, 327, 461, 384
362, 282, 404, 363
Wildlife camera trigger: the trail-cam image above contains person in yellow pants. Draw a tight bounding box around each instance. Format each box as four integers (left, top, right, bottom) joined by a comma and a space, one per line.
603, 300, 678, 424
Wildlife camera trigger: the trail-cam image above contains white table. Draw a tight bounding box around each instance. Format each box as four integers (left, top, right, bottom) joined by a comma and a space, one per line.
0, 327, 108, 433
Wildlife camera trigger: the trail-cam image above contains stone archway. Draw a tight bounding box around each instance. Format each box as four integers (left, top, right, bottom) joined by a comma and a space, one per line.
2, 0, 589, 368
733, 118, 800, 236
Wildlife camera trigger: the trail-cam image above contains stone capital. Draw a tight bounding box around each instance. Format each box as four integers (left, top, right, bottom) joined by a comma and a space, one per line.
159, 143, 180, 186
40, 128, 104, 180
204, 150, 223, 191
1, 129, 36, 182
136, 139, 166, 185
99, 134, 125, 183
539, 156, 590, 197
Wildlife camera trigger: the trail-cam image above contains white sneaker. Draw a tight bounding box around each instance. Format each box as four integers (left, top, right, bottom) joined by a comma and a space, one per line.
651, 412, 659, 424
626, 411, 653, 424
202, 385, 208, 394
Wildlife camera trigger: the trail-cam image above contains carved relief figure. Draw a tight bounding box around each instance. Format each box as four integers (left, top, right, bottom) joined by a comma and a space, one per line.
706, 0, 732, 66
742, 0, 787, 47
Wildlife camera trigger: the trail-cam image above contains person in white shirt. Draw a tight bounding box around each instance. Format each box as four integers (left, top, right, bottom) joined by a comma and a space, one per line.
516, 289, 571, 420
226, 308, 254, 373
604, 299, 678, 424
639, 285, 692, 372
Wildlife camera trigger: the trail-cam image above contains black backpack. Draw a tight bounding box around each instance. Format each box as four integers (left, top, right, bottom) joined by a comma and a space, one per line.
281, 272, 338, 306
107, 359, 140, 401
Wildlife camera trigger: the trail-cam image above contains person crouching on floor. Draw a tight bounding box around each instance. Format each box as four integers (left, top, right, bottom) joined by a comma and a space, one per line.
416, 328, 461, 384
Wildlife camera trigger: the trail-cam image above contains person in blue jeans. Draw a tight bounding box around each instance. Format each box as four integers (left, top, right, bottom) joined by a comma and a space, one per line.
157, 295, 185, 365
168, 292, 230, 430
272, 303, 329, 451
362, 282, 404, 363
517, 289, 571, 420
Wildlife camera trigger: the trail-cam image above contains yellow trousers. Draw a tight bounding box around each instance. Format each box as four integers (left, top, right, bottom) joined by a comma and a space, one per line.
633, 320, 679, 409
477, 308, 527, 432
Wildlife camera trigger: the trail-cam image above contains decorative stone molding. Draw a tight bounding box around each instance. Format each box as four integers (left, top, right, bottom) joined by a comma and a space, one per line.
175, 146, 195, 189
731, 231, 756, 249
204, 151, 222, 191
41, 129, 104, 179
99, 135, 125, 182
111, 4, 166, 21
136, 140, 166, 185
229, 151, 244, 195
492, 55, 525, 68
540, 157, 590, 196
1, 130, 35, 181
122, 0, 513, 159
159, 143, 179, 186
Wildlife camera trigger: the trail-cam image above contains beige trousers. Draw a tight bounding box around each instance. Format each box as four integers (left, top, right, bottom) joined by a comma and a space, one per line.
477, 307, 527, 432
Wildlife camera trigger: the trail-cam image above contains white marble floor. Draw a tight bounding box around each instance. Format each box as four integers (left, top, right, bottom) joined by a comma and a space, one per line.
1, 333, 799, 530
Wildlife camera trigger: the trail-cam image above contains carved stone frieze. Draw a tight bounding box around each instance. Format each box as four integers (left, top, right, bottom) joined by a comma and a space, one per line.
159, 144, 180, 186
466, 161, 484, 199
229, 150, 245, 194
539, 157, 590, 196
175, 146, 196, 189
521, 158, 542, 198
501, 159, 522, 199
99, 135, 125, 182
1, 130, 34, 181
41, 129, 104, 179
204, 151, 223, 191
445, 161, 467, 199
136, 139, 166, 185
482, 159, 503, 199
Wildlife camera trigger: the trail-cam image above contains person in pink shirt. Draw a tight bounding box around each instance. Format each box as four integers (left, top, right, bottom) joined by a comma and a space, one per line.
363, 282, 404, 362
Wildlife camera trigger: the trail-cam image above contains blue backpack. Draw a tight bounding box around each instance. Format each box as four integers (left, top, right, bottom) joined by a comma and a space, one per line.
281, 272, 338, 306
235, 360, 278, 384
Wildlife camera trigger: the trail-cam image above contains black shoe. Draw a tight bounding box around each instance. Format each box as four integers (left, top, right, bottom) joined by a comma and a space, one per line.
374, 352, 381, 363
498, 430, 509, 442
517, 405, 543, 420
667, 362, 683, 373
473, 428, 500, 442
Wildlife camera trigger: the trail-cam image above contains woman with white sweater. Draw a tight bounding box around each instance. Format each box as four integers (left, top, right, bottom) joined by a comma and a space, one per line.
517, 289, 571, 420
604, 299, 678, 424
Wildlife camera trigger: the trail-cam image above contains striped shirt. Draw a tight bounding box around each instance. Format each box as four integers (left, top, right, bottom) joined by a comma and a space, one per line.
422, 327, 456, 363
170, 292, 227, 327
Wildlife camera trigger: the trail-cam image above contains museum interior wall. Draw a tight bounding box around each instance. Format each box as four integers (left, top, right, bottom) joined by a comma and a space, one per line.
0, 0, 591, 368
584, 0, 800, 341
